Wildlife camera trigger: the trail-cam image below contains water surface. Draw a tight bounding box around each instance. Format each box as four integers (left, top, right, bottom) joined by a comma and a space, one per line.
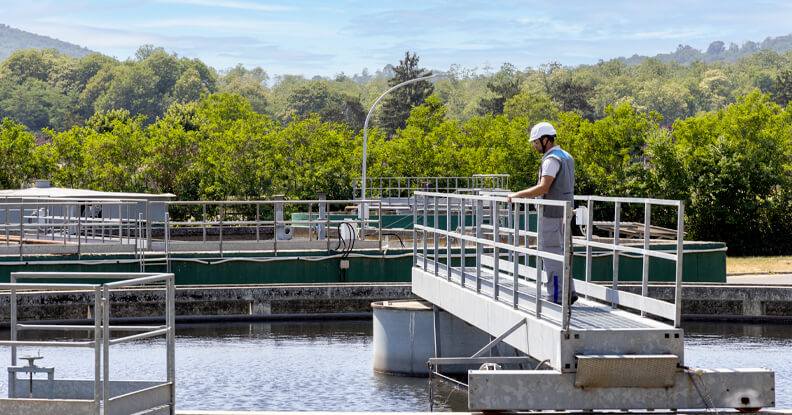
1, 320, 788, 411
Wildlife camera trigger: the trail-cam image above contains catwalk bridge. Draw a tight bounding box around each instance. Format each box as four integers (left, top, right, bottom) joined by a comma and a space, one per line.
411, 191, 774, 411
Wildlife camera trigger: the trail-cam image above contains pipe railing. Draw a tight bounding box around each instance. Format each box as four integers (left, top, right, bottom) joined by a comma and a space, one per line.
354, 175, 510, 203
413, 191, 575, 329
148, 199, 384, 258
0, 199, 145, 258
2, 272, 175, 415
412, 192, 687, 329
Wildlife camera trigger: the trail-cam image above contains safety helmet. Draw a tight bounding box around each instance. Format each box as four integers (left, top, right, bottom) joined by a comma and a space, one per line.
528, 122, 556, 142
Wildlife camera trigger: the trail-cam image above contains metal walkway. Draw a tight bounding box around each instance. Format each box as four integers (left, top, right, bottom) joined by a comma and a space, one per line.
411, 191, 774, 411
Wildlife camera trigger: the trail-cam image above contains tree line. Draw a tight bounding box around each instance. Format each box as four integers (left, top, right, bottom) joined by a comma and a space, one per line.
1, 48, 792, 255
2, 46, 792, 134
1, 90, 790, 255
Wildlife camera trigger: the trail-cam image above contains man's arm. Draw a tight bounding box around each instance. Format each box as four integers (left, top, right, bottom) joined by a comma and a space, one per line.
507, 175, 554, 203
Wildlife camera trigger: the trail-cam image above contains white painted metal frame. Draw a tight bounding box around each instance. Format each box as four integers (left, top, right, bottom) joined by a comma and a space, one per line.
0, 199, 145, 259
413, 192, 686, 330
573, 195, 685, 326
355, 175, 510, 203
413, 191, 576, 330
1, 272, 176, 415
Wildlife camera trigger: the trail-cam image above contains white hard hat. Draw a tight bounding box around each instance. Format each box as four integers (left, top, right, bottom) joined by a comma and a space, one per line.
529, 122, 556, 142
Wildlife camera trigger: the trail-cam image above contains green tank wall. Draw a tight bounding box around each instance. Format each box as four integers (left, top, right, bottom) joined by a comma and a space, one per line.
0, 242, 724, 285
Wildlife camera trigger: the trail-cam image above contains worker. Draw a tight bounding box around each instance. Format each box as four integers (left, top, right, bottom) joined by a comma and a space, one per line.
507, 122, 578, 305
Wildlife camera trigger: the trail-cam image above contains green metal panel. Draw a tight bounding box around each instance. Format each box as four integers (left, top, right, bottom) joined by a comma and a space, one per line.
0, 242, 725, 284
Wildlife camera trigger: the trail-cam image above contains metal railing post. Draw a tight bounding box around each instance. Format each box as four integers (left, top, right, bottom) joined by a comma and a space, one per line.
512, 202, 520, 309
433, 196, 439, 276
535, 204, 544, 318
475, 199, 483, 294
460, 197, 466, 287
413, 194, 418, 266
93, 286, 102, 415
584, 199, 594, 299
102, 285, 110, 408
611, 202, 621, 308
165, 212, 171, 273
641, 202, 651, 317
492, 200, 500, 300
561, 202, 573, 331
219, 204, 224, 257
674, 201, 685, 327
167, 274, 176, 412
446, 197, 452, 281
423, 194, 428, 271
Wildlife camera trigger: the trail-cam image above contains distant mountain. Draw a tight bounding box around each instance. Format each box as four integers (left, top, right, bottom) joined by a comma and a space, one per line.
618, 33, 792, 65
0, 24, 96, 61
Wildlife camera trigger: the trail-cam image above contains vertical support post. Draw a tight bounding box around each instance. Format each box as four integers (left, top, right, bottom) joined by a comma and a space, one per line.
512, 202, 520, 309
202, 204, 207, 243
475, 199, 483, 294
446, 197, 452, 281
611, 202, 621, 308
584, 199, 594, 299
423, 194, 428, 271
308, 202, 313, 242
138, 213, 144, 272
318, 193, 327, 241
675, 200, 685, 327
146, 201, 152, 249
492, 200, 500, 300
165, 212, 171, 273
18, 203, 24, 260
76, 206, 82, 259
102, 285, 110, 409
641, 202, 651, 317
412, 193, 418, 266
535, 204, 544, 318
93, 286, 102, 415
167, 273, 176, 413
10, 273, 17, 366
378, 201, 383, 252
433, 196, 439, 276
273, 200, 279, 256
256, 203, 261, 243
459, 197, 466, 287
561, 202, 573, 331
218, 204, 224, 258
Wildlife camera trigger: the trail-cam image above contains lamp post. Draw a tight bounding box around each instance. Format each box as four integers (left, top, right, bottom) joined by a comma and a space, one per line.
359, 72, 448, 219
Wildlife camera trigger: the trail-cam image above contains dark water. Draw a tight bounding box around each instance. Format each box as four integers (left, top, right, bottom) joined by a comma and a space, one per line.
1, 320, 789, 411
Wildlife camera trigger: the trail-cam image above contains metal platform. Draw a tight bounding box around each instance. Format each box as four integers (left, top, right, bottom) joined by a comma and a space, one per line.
411, 191, 775, 412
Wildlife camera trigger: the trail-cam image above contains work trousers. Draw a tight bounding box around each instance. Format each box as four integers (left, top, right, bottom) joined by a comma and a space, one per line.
538, 216, 575, 302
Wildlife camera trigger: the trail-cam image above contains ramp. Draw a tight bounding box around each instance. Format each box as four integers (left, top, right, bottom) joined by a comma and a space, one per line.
412, 192, 774, 411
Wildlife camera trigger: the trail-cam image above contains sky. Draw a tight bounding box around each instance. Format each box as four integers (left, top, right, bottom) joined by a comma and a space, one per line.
2, 0, 792, 78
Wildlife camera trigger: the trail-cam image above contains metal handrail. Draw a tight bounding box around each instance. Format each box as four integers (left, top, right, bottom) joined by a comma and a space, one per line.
412, 192, 686, 329
354, 175, 510, 201
5, 271, 175, 414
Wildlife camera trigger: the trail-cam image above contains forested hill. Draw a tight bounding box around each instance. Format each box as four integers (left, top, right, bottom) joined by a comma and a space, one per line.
0, 24, 95, 61
619, 33, 792, 65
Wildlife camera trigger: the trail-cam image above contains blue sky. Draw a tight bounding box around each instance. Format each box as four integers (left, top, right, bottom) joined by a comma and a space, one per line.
2, 0, 792, 77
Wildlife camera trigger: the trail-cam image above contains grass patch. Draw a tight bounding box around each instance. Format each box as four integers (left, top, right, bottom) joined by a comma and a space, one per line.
726, 256, 792, 274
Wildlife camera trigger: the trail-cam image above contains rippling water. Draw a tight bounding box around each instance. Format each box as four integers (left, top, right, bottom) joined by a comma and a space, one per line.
1, 320, 789, 411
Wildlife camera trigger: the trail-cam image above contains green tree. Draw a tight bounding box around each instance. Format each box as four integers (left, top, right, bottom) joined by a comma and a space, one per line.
0, 118, 40, 188
378, 51, 434, 135
477, 63, 522, 116
774, 69, 792, 107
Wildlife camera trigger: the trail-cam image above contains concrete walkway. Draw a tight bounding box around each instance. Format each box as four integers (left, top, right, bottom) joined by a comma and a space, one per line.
726, 273, 792, 285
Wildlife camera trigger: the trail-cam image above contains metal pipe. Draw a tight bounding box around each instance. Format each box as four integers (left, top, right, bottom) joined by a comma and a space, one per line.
359, 73, 448, 220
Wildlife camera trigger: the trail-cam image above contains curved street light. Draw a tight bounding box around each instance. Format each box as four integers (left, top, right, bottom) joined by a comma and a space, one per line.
359, 72, 449, 218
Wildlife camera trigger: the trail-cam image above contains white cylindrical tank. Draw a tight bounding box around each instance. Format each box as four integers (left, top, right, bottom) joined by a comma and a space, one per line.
372, 299, 495, 376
